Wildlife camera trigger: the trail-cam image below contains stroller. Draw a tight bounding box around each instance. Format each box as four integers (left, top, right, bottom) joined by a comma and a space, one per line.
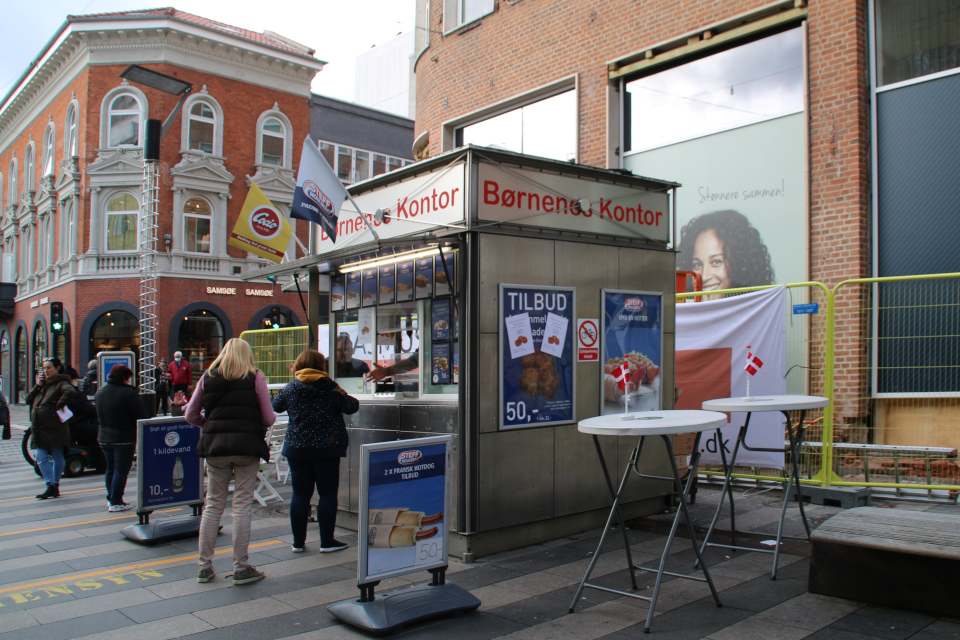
22, 394, 106, 477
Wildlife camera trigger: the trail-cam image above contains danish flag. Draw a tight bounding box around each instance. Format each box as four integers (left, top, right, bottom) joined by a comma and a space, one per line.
613, 356, 632, 390
744, 346, 764, 376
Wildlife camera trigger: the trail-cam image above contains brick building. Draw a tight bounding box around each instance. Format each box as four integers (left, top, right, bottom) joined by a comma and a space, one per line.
0, 8, 322, 403
410, 0, 960, 438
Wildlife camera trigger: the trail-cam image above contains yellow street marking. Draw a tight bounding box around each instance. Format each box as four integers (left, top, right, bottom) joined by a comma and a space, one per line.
0, 539, 283, 594
0, 508, 182, 537
0, 488, 102, 503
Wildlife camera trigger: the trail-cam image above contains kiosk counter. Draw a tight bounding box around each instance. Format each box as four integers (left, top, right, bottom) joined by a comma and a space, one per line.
244, 146, 681, 561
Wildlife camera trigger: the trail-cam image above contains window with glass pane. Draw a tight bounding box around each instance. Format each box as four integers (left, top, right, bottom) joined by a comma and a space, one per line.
108, 94, 141, 147
320, 141, 336, 169
376, 302, 420, 395
461, 0, 492, 24
333, 311, 375, 392
7, 161, 15, 204
387, 157, 403, 171
337, 146, 353, 181
43, 128, 54, 176
65, 105, 78, 157
877, 0, 960, 86
373, 154, 387, 176
24, 147, 34, 191
355, 150, 370, 182
459, 89, 577, 161
105, 192, 138, 251
261, 117, 285, 165
188, 102, 215, 153
624, 28, 803, 153
183, 197, 212, 253
179, 310, 225, 382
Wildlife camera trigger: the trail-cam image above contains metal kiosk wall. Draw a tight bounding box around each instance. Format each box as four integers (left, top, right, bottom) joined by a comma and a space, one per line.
243, 146, 680, 561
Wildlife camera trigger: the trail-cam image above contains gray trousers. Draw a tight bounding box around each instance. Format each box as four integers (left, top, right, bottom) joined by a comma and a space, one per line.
198, 456, 260, 572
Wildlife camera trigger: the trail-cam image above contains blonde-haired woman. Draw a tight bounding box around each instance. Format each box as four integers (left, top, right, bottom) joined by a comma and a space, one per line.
185, 338, 275, 586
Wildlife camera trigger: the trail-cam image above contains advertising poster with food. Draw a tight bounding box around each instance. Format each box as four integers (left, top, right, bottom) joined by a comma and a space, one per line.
396, 261, 414, 302
601, 291, 662, 415
432, 299, 451, 341
432, 343, 451, 385
378, 265, 395, 304
453, 342, 459, 384
500, 285, 575, 429
137, 417, 203, 512
434, 253, 455, 296
357, 308, 374, 346
331, 276, 345, 312
415, 258, 434, 299
360, 437, 450, 583
346, 272, 361, 310
361, 269, 378, 307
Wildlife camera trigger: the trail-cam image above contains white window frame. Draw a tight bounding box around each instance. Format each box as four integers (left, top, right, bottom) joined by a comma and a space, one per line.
443, 0, 494, 33
64, 101, 79, 159
99, 85, 149, 149
182, 195, 213, 255
255, 108, 293, 168
103, 191, 140, 253
7, 158, 16, 206
23, 143, 35, 192
42, 123, 56, 177
181, 92, 224, 156
317, 139, 411, 185
21, 226, 33, 276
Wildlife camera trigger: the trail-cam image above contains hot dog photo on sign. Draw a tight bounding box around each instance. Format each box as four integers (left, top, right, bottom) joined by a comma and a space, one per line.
602, 291, 663, 415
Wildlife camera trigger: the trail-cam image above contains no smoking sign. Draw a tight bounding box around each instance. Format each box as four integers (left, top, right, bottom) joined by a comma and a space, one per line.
577, 319, 599, 362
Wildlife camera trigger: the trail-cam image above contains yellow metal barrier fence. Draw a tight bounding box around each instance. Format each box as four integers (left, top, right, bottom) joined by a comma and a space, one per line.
240, 326, 310, 385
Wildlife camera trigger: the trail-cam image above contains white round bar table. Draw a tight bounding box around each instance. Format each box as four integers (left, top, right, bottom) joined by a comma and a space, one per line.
570, 410, 727, 634
699, 395, 830, 579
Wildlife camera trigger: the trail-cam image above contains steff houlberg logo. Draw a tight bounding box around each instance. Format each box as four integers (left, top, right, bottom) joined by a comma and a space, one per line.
304, 181, 335, 216
624, 297, 645, 312
250, 205, 282, 240
398, 450, 422, 465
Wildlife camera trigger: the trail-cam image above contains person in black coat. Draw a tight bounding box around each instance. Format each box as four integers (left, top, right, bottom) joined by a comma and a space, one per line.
272, 349, 358, 554
95, 364, 147, 511
155, 358, 169, 416
26, 357, 79, 499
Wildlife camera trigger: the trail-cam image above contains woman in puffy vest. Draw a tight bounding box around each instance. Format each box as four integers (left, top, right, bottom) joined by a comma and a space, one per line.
185, 338, 275, 586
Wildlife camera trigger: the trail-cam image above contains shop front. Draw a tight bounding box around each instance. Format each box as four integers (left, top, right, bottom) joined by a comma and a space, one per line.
246, 146, 681, 559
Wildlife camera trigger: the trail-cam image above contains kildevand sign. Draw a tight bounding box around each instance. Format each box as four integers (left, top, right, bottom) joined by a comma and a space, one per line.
477, 163, 670, 243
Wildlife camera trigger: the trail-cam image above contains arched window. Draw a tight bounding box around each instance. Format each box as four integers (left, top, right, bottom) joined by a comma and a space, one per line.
108, 94, 142, 147
260, 117, 285, 166
42, 124, 56, 176
178, 309, 225, 381
183, 197, 212, 254
7, 158, 16, 206
15, 327, 26, 403
187, 101, 216, 154
105, 192, 139, 251
64, 102, 78, 158
32, 320, 46, 376
89, 310, 139, 362
23, 145, 34, 192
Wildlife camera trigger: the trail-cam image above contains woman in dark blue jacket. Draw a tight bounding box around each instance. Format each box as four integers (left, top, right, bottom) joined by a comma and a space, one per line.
272, 349, 358, 553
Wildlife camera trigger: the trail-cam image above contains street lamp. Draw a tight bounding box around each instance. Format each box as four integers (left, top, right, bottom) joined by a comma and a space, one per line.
119, 65, 192, 407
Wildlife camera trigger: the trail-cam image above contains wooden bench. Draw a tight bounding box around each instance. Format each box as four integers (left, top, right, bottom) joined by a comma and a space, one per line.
809, 506, 960, 616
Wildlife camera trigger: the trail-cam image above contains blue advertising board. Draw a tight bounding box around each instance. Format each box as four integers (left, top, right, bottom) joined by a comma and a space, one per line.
136, 417, 204, 512
499, 284, 576, 429
97, 351, 136, 389
358, 436, 452, 584
601, 290, 663, 415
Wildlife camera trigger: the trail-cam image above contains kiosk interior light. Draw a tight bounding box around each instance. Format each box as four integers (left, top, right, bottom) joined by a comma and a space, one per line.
338, 247, 442, 274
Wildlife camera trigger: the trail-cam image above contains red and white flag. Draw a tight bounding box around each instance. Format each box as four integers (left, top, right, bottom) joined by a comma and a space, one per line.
744, 346, 764, 376
613, 356, 632, 390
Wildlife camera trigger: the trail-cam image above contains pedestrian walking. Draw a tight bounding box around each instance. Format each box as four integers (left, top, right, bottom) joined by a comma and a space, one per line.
272, 349, 357, 554
166, 351, 192, 403
186, 338, 275, 585
80, 359, 98, 396
155, 358, 169, 416
25, 357, 79, 499
95, 364, 147, 511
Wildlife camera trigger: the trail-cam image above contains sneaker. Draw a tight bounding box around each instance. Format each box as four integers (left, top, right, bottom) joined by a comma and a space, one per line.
291, 545, 305, 553
320, 540, 348, 553
108, 503, 133, 512
197, 567, 216, 583
232, 566, 265, 585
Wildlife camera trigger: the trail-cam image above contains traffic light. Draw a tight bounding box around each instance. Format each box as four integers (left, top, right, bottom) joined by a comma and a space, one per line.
269, 306, 281, 329
50, 302, 64, 334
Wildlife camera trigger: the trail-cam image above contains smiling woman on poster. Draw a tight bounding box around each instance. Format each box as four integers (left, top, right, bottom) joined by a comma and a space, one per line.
679, 210, 775, 299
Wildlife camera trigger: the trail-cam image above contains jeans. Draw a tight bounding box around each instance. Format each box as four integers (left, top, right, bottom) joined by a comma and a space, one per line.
100, 443, 136, 506
198, 456, 259, 572
288, 457, 341, 547
34, 446, 65, 485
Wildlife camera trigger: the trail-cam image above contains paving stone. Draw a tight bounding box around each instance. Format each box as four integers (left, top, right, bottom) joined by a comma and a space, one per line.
705, 617, 815, 640
803, 627, 898, 640
0, 610, 39, 634
193, 595, 297, 627
390, 610, 525, 640
753, 592, 864, 631
488, 546, 591, 574
713, 574, 808, 612
496, 600, 641, 640
443, 564, 523, 591
0, 609, 135, 640
828, 605, 936, 640
907, 621, 960, 640
167, 606, 338, 640
30, 586, 160, 623
486, 586, 577, 627
69, 614, 215, 640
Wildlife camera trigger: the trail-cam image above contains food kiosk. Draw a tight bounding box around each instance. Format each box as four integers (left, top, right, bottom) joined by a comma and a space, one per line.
245, 146, 680, 560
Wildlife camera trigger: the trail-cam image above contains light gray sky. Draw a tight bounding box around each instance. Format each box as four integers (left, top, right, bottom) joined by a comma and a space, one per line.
0, 0, 415, 103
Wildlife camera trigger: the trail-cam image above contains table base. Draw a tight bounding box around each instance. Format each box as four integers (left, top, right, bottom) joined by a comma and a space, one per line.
570, 433, 722, 633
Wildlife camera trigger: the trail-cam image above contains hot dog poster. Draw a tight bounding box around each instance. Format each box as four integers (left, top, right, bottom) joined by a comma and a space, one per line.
600, 290, 663, 415
500, 284, 576, 429
396, 261, 414, 302
415, 258, 433, 300
330, 276, 345, 312
434, 253, 455, 296
359, 437, 451, 583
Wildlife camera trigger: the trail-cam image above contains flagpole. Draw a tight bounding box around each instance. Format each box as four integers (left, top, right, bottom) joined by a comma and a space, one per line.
746, 346, 751, 398
346, 192, 380, 242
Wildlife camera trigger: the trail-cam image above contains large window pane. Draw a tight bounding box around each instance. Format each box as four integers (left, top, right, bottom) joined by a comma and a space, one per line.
337, 146, 353, 181
459, 89, 576, 161
373, 154, 387, 176
625, 29, 804, 153
320, 142, 336, 168
261, 134, 284, 165
355, 150, 370, 181
877, 0, 960, 86
110, 113, 139, 147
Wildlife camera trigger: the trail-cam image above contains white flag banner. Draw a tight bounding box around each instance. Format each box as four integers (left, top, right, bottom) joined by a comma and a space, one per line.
676, 286, 787, 468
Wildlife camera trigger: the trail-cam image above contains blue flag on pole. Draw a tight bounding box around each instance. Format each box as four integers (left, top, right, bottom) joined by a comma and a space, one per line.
290, 138, 348, 243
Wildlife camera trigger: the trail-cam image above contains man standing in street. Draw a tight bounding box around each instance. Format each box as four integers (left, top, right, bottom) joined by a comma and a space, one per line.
166, 351, 192, 404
